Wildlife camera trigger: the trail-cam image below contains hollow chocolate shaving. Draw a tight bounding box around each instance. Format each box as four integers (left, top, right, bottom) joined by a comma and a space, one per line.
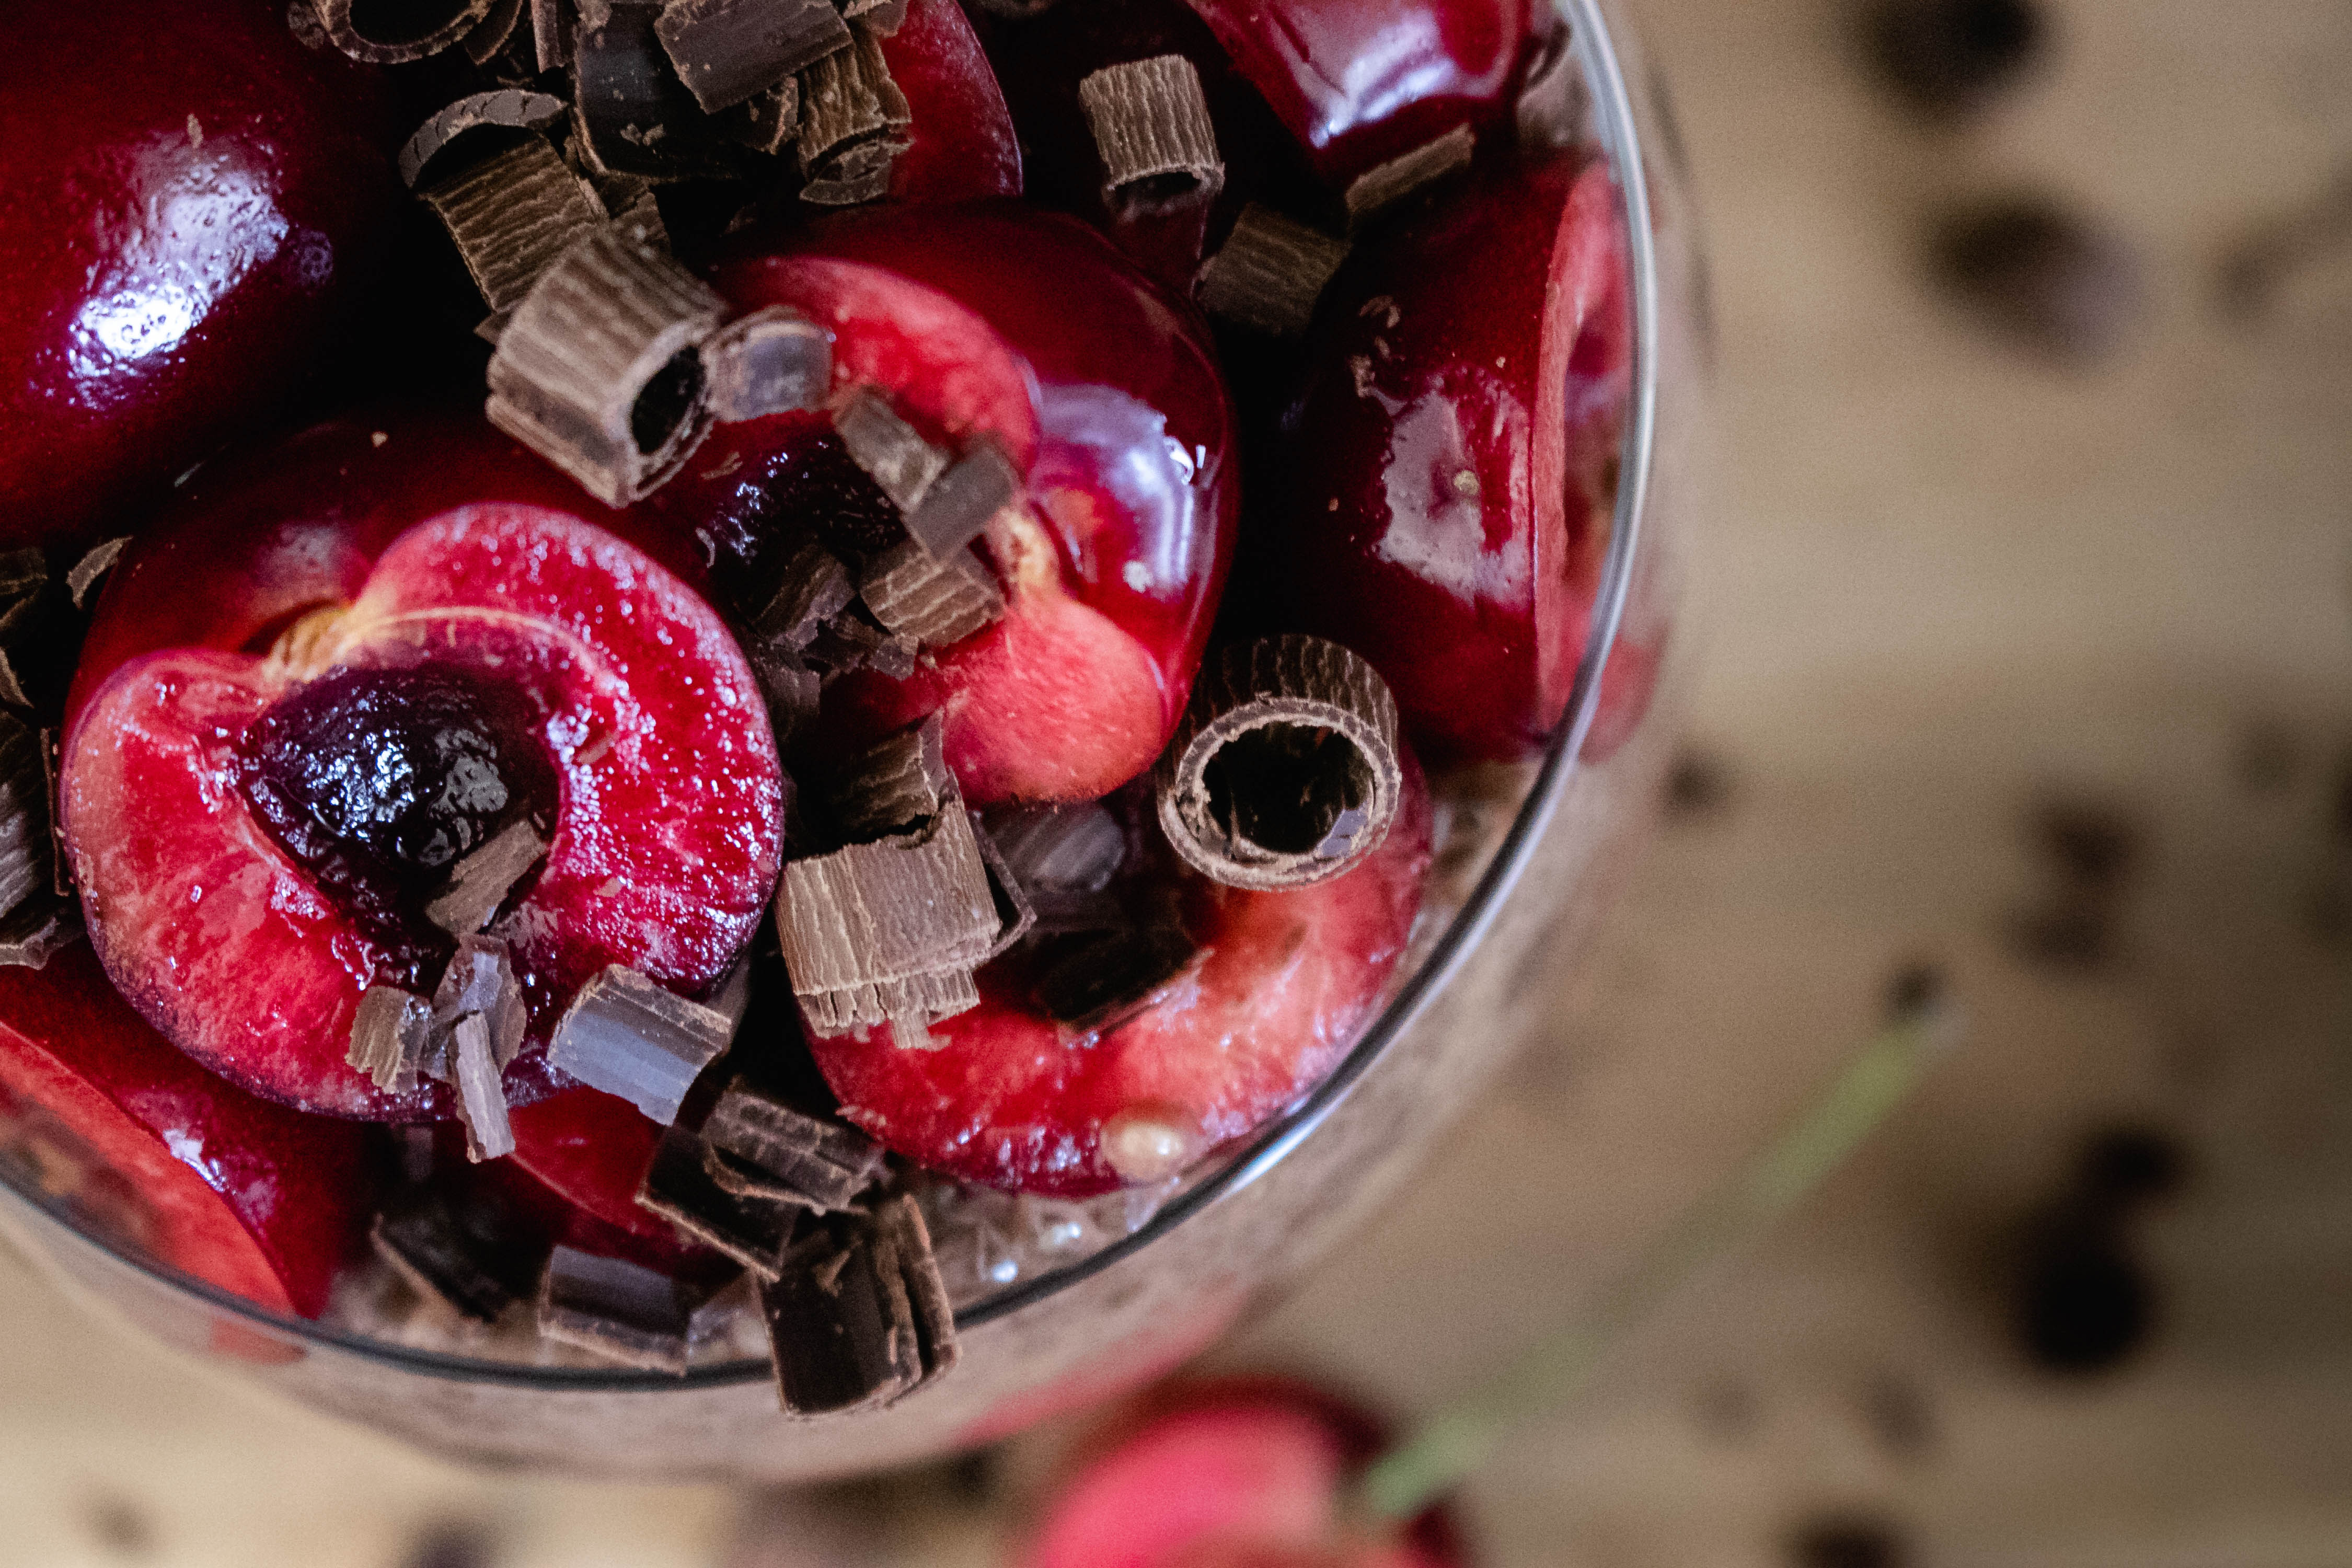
638, 1123, 801, 1275
423, 815, 548, 935
0, 900, 80, 971
858, 541, 1002, 649
1032, 925, 1196, 1034
824, 716, 951, 843
374, 1188, 546, 1322
1196, 204, 1351, 338
1077, 56, 1224, 215
486, 224, 724, 504
400, 90, 571, 189
832, 387, 945, 513
1155, 636, 1403, 890
904, 440, 1021, 561
723, 78, 802, 156
548, 964, 735, 1123
419, 137, 608, 316
539, 1243, 694, 1372
0, 714, 51, 924
451, 1014, 517, 1161
310, 0, 497, 64
65, 538, 126, 612
349, 985, 433, 1096
1344, 124, 1475, 231
775, 811, 997, 1034
464, 0, 529, 63
795, 26, 910, 178
705, 306, 832, 422
431, 933, 528, 1070
655, 0, 850, 115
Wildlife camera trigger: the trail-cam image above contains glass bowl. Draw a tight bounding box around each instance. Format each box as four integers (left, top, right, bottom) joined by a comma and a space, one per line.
0, 0, 1704, 1481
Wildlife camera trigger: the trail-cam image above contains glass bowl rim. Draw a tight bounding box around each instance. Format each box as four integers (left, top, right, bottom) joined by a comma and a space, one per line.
0, 0, 1662, 1392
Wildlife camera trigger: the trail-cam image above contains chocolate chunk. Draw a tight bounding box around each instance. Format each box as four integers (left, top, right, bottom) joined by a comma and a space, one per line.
464, 0, 528, 62
985, 802, 1125, 894
760, 1225, 910, 1413
419, 137, 608, 317
655, 0, 850, 114
799, 134, 902, 206
431, 933, 529, 1070
539, 1243, 693, 1372
706, 951, 756, 1032
423, 815, 548, 935
970, 818, 1036, 959
312, 0, 495, 64
706, 306, 832, 422
0, 714, 52, 924
349, 985, 434, 1096
702, 1079, 885, 1209
64, 538, 127, 613
0, 900, 78, 970
374, 1188, 546, 1322
1345, 124, 1474, 230
776, 810, 998, 1034
1032, 925, 1195, 1033
638, 1124, 801, 1274
452, 1014, 517, 1161
1078, 56, 1223, 216
573, 2, 734, 180
532, 0, 577, 67
1155, 636, 1403, 890
794, 26, 910, 178
1195, 205, 1350, 338
863, 626, 919, 679
747, 644, 822, 742
840, 0, 908, 32
903, 441, 1021, 561
486, 223, 724, 504
548, 964, 734, 1122
747, 533, 854, 648
831, 387, 944, 512
858, 541, 1003, 648
723, 78, 801, 155
825, 716, 952, 843
873, 1193, 957, 1382
400, 90, 571, 189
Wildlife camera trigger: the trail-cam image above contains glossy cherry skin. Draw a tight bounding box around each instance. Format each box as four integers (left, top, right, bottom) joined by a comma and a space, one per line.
505, 1086, 673, 1244
691, 202, 1238, 804
0, 943, 377, 1317
1182, 0, 1532, 187
1253, 155, 1653, 765
1026, 1377, 1466, 1568
882, 0, 1023, 203
0, 0, 401, 550
63, 410, 785, 1120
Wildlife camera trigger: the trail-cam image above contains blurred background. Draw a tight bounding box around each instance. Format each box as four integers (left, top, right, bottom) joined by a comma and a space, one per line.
4, 0, 2349, 1562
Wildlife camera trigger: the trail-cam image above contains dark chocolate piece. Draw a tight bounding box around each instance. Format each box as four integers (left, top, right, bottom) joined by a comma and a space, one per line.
985, 803, 1125, 894
0, 900, 80, 971
452, 1014, 517, 1161
1344, 124, 1475, 230
1195, 204, 1350, 338
1077, 56, 1223, 215
723, 78, 801, 155
702, 1080, 884, 1200
840, 0, 908, 32
464, 0, 528, 62
800, 135, 901, 206
825, 715, 951, 843
903, 441, 1021, 561
288, 0, 336, 52
747, 644, 822, 742
794, 26, 910, 179
775, 810, 997, 1034
857, 541, 1003, 649
373, 1188, 545, 1322
349, 984, 433, 1096
540, 1243, 693, 1372
970, 818, 1037, 959
431, 933, 529, 1068
423, 815, 548, 935
572, 2, 734, 180
760, 1226, 909, 1413
0, 590, 54, 711
706, 306, 832, 422
748, 534, 855, 649
548, 964, 734, 1122
655, 0, 849, 114
873, 1193, 957, 1383
313, 0, 495, 64
0, 714, 51, 923
486, 223, 724, 504
399, 89, 571, 188
419, 137, 608, 316
1155, 636, 1404, 890
532, 0, 577, 67
65, 538, 128, 612
831, 387, 944, 512
1031, 925, 1195, 1034
638, 1124, 801, 1275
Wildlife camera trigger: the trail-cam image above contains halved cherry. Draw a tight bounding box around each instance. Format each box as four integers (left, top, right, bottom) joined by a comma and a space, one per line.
0, 943, 377, 1317
809, 760, 1430, 1197
62, 413, 786, 1120
1252, 156, 1654, 765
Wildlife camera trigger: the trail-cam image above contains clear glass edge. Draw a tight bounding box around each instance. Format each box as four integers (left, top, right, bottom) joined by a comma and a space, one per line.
0, 0, 1659, 1393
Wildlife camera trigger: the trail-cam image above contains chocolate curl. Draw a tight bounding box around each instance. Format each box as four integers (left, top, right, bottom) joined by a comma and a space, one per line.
400, 90, 571, 189
1155, 636, 1404, 890
464, 0, 528, 62
1196, 204, 1351, 338
1344, 124, 1475, 232
348, 985, 433, 1096
1077, 56, 1223, 215
857, 541, 1002, 648
637, 1124, 801, 1275
65, 538, 126, 612
309, 0, 495, 64
418, 137, 608, 316
759, 1195, 953, 1414
832, 386, 946, 512
487, 224, 724, 504
0, 714, 52, 924
794, 25, 909, 195
774, 811, 997, 1035
701, 1080, 885, 1213
0, 902, 80, 971
531, 0, 576, 68
903, 440, 1021, 561
430, 933, 529, 1069
452, 1014, 517, 1161
723, 78, 802, 155
654, 0, 850, 115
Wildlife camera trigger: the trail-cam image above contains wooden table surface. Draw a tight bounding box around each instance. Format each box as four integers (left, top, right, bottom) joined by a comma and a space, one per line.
4, 2, 2348, 1564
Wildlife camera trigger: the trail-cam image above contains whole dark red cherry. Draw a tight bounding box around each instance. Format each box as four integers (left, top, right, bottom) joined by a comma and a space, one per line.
1256, 155, 1656, 765
0, 943, 377, 1317
0, 0, 401, 549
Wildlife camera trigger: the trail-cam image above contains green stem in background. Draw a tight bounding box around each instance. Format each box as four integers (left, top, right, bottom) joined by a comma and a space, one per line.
1351, 1007, 1959, 1524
